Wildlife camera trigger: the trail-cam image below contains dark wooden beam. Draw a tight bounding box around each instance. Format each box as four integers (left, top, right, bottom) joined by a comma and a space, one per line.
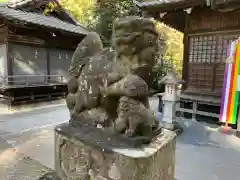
186, 25, 240, 35
7, 34, 45, 45
3, 20, 13, 80
5, 22, 83, 50
162, 11, 186, 32
147, 10, 186, 32
0, 27, 8, 42
215, 0, 240, 5
216, 2, 240, 9
0, 19, 8, 42
46, 42, 50, 78
182, 13, 190, 90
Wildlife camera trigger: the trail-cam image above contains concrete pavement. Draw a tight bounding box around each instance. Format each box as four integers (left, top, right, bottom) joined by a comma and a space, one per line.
0, 103, 69, 173
0, 104, 68, 138
176, 120, 240, 180
0, 98, 240, 180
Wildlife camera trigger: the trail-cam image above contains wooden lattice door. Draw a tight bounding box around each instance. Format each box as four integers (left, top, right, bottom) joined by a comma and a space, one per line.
187, 32, 240, 94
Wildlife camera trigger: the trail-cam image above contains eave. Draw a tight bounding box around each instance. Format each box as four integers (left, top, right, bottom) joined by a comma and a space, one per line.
135, 0, 205, 13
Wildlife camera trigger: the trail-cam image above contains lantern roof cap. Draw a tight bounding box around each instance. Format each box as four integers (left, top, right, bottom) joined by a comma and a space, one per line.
159, 69, 185, 84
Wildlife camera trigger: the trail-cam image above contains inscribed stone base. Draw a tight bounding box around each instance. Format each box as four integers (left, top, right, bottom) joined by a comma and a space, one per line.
237, 118, 240, 138
55, 123, 176, 180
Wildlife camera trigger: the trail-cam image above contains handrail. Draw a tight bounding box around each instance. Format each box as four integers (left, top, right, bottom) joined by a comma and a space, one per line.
0, 74, 66, 87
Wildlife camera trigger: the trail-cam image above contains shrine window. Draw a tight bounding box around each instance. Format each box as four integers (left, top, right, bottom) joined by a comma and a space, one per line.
189, 35, 217, 63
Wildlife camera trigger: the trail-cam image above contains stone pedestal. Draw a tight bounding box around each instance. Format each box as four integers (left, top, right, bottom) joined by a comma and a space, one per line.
55, 123, 176, 180
236, 117, 240, 138
236, 130, 240, 138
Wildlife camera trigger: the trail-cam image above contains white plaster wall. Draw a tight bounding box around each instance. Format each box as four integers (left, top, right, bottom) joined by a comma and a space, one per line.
0, 44, 7, 83
49, 49, 74, 83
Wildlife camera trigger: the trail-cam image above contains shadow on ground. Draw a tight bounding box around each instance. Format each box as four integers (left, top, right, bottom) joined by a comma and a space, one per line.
175, 119, 240, 180
177, 120, 221, 147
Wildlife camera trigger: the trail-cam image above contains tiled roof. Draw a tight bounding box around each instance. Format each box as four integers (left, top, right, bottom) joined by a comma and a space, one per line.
135, 0, 183, 7
0, 7, 88, 35
7, 0, 45, 8
135, 0, 203, 9
7, 0, 80, 26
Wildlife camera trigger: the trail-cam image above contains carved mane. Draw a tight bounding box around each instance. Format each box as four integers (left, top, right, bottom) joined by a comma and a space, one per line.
69, 32, 103, 77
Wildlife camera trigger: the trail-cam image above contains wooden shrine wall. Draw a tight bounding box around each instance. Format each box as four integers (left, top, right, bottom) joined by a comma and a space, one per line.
10, 43, 48, 84
188, 7, 240, 32
8, 43, 74, 85
49, 48, 74, 83
2, 23, 80, 85
184, 7, 240, 95
215, 0, 240, 6
0, 18, 8, 43
6, 24, 82, 49
0, 44, 7, 83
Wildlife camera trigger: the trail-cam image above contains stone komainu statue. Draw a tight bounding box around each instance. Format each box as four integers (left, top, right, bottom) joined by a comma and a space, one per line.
66, 16, 162, 138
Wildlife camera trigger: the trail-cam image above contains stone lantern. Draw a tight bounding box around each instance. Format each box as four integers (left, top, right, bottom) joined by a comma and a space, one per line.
159, 70, 185, 130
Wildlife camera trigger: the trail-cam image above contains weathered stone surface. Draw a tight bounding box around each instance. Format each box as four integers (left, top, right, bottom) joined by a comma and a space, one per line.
66, 16, 164, 139
160, 70, 184, 136
55, 123, 176, 180
57, 16, 169, 180
236, 130, 240, 138
38, 172, 61, 180
237, 117, 240, 138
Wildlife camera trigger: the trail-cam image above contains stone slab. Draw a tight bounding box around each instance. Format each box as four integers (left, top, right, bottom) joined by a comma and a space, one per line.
56, 122, 162, 149
162, 121, 183, 135
55, 123, 176, 180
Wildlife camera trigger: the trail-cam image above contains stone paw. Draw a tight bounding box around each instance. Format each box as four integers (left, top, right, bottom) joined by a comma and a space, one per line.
125, 129, 134, 137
